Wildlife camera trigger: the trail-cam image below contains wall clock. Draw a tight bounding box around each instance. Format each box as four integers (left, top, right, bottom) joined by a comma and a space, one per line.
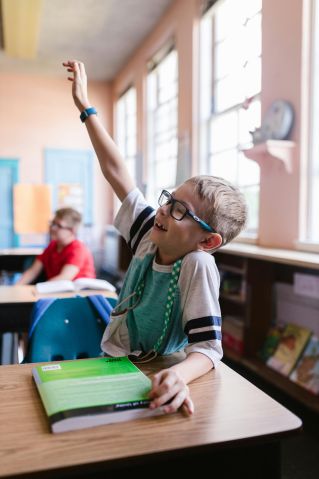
260, 100, 294, 141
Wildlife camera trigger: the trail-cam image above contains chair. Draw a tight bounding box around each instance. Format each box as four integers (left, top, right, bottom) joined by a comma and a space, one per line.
22, 295, 116, 363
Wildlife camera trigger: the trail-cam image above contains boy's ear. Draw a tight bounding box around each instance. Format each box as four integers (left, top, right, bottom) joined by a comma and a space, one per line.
199, 233, 222, 251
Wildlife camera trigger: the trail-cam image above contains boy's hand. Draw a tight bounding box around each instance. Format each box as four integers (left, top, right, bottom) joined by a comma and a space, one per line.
149, 369, 194, 416
62, 60, 91, 112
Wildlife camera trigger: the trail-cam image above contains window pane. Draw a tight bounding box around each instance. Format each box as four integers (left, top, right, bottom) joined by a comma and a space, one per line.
215, 74, 244, 112
209, 149, 238, 184
245, 12, 262, 60
147, 50, 178, 204
237, 152, 260, 187
243, 57, 261, 98
156, 158, 177, 187
242, 0, 262, 19
127, 136, 136, 157
116, 87, 137, 182
210, 111, 238, 153
238, 99, 261, 146
215, 36, 244, 80
242, 184, 260, 233
147, 71, 156, 110
215, 0, 239, 42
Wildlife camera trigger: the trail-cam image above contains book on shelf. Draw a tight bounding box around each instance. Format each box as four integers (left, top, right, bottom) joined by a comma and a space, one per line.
258, 325, 283, 362
32, 356, 164, 433
266, 323, 312, 376
35, 277, 116, 294
222, 316, 245, 355
289, 335, 319, 395
220, 272, 244, 296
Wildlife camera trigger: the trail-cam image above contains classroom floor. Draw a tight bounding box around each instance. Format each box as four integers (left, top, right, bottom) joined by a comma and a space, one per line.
223, 358, 319, 479
282, 429, 319, 479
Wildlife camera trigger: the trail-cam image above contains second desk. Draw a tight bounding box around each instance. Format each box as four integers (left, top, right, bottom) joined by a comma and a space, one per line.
0, 285, 118, 333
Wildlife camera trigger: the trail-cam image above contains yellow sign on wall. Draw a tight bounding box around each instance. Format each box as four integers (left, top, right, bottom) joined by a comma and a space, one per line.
13, 184, 52, 234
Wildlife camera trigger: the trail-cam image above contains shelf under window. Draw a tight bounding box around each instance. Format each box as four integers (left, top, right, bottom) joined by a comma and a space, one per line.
241, 140, 295, 173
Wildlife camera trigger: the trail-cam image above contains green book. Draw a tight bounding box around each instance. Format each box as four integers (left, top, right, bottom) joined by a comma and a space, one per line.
32, 356, 162, 433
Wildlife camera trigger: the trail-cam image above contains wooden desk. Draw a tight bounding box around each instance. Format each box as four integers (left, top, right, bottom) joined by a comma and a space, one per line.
0, 356, 301, 479
0, 286, 118, 332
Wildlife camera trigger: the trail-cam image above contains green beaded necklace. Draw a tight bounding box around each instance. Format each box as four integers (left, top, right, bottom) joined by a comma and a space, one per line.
127, 257, 182, 363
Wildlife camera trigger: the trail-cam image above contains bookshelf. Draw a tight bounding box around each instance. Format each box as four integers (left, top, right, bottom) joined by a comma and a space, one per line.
215, 243, 319, 414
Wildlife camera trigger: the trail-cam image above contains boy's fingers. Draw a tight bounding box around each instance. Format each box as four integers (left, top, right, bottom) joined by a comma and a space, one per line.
181, 398, 194, 416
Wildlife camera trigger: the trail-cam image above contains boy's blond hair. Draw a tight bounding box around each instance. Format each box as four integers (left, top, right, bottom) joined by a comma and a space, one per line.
185, 175, 247, 246
54, 207, 82, 231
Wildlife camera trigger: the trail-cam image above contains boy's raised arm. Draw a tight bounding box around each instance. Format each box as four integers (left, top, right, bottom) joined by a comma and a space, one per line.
62, 60, 135, 202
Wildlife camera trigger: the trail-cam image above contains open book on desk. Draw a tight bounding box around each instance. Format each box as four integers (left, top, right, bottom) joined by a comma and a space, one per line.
32, 356, 164, 433
35, 278, 116, 294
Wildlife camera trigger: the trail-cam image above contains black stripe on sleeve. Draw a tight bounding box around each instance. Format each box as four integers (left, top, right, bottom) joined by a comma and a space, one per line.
128, 206, 155, 249
188, 330, 222, 343
184, 316, 221, 335
131, 217, 155, 254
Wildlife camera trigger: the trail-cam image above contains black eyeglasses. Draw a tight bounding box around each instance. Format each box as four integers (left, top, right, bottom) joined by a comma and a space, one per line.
158, 190, 216, 233
49, 220, 73, 231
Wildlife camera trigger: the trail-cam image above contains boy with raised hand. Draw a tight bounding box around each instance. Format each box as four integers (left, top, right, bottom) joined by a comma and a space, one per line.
63, 60, 247, 416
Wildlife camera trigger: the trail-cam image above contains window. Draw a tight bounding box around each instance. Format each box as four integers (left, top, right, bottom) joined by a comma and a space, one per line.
116, 87, 137, 183
305, 0, 319, 245
146, 49, 178, 207
199, 0, 262, 237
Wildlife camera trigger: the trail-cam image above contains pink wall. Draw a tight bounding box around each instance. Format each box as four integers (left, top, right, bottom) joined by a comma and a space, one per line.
0, 73, 114, 246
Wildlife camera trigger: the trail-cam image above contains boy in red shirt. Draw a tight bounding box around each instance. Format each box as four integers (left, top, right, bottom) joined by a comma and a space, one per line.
17, 207, 96, 284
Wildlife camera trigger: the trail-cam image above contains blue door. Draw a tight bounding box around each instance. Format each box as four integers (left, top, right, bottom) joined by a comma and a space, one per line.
0, 159, 19, 247
45, 149, 93, 225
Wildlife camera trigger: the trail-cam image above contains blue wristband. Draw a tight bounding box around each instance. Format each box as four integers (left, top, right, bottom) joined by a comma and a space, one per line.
80, 107, 97, 123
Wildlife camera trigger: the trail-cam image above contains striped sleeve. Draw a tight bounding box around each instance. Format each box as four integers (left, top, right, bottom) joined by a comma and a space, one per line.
114, 188, 155, 256
179, 251, 223, 367
184, 316, 222, 343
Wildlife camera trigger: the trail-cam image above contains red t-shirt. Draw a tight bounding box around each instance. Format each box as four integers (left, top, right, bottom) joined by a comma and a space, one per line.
37, 240, 96, 280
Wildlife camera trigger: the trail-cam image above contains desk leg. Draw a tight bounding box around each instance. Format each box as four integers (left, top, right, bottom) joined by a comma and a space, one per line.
0, 303, 33, 333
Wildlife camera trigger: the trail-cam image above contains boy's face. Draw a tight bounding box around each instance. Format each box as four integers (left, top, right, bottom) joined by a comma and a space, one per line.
149, 182, 210, 265
49, 216, 75, 244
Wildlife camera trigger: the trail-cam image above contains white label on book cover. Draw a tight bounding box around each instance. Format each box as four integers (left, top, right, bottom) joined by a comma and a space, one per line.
42, 364, 61, 371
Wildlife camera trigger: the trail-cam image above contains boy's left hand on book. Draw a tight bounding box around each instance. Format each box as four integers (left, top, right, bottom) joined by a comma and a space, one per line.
149, 369, 194, 416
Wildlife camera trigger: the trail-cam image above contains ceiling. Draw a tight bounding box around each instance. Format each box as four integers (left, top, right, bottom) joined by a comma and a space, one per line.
0, 0, 174, 81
